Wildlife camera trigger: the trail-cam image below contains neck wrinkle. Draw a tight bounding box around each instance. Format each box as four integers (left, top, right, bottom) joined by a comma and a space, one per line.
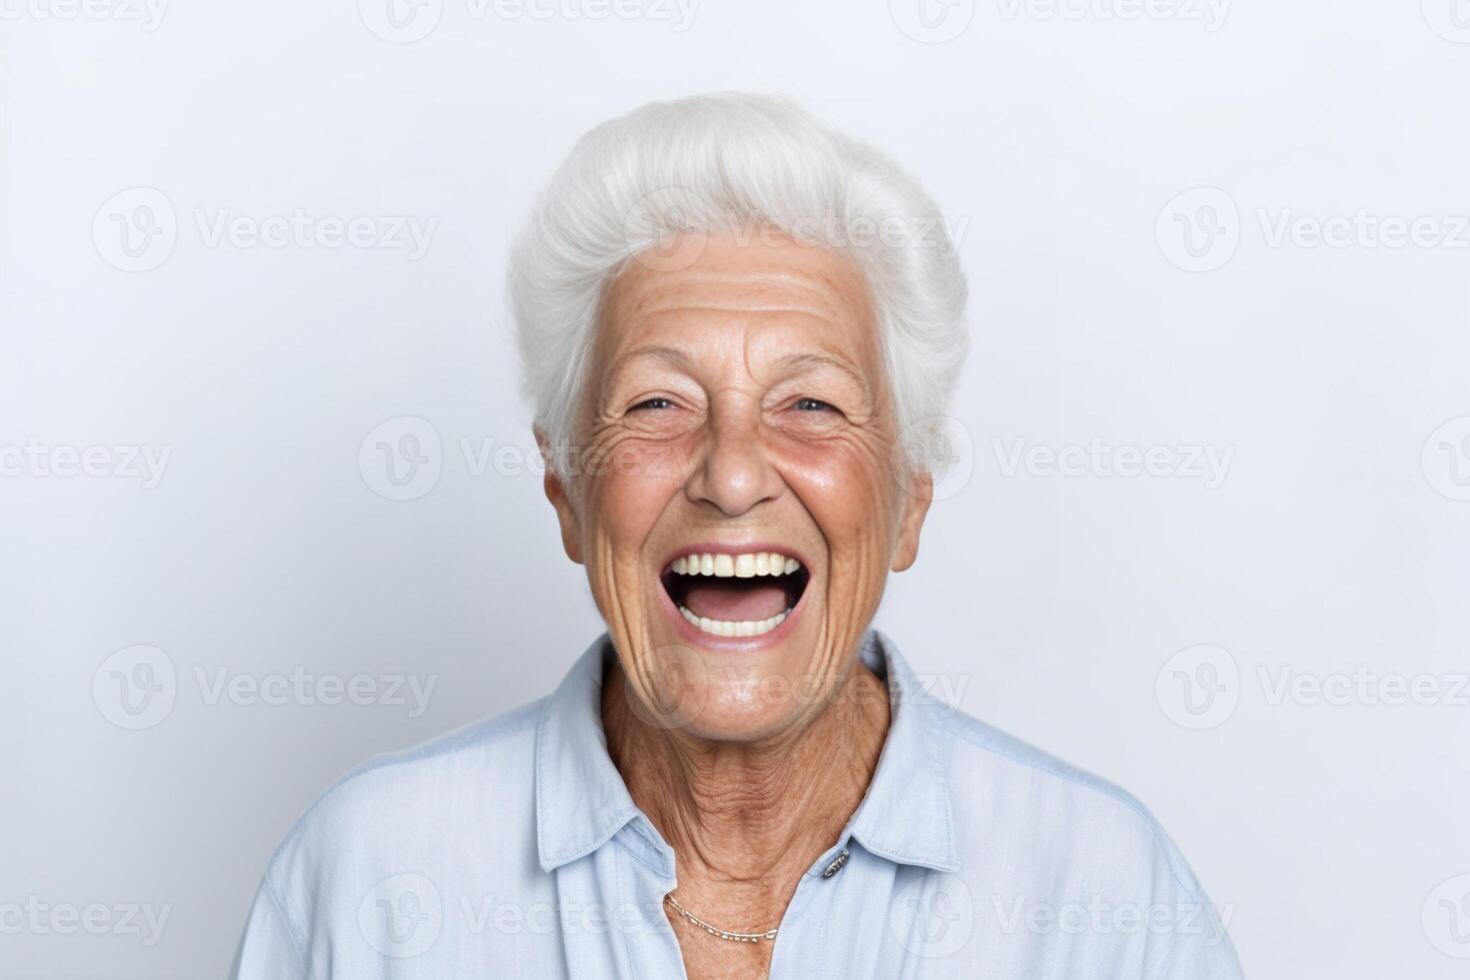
602, 658, 890, 890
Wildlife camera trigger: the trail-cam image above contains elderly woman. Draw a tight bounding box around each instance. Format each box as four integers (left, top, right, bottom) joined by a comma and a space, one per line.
231, 94, 1243, 979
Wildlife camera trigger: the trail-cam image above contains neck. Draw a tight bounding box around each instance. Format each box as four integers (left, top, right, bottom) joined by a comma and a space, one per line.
602, 655, 890, 904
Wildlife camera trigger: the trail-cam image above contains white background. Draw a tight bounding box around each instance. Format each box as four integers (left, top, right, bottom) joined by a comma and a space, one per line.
3, 0, 1469, 976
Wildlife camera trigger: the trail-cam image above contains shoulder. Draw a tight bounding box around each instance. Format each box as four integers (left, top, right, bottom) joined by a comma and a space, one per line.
923, 705, 1243, 979
935, 705, 1214, 906
263, 697, 545, 893
232, 700, 550, 974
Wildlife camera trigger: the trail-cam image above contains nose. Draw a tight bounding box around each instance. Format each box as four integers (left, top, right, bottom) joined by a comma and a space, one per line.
684, 398, 782, 516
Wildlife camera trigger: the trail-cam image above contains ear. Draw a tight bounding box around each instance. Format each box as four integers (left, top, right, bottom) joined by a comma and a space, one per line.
536, 428, 583, 565
891, 469, 932, 572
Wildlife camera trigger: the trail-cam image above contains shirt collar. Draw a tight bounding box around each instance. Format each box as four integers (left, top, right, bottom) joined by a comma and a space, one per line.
534, 634, 642, 872
534, 629, 959, 874
843, 629, 960, 872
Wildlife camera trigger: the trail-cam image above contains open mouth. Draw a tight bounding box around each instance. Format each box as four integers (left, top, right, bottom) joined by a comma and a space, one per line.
660, 550, 810, 638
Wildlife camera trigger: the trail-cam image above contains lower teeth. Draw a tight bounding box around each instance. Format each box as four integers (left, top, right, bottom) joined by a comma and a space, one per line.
678, 606, 789, 637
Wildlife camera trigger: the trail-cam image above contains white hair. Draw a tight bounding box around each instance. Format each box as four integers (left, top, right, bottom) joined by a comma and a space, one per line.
508, 92, 968, 476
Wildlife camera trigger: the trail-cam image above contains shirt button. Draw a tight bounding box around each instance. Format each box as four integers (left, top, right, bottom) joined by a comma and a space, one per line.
821, 848, 850, 878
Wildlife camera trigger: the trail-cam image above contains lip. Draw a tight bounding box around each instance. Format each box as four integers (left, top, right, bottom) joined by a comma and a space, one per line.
655, 541, 813, 651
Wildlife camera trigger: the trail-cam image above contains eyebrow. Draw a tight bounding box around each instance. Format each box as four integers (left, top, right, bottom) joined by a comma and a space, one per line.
605, 345, 694, 376
771, 351, 872, 395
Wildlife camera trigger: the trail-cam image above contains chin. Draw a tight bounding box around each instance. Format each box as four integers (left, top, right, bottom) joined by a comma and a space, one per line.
625, 625, 832, 742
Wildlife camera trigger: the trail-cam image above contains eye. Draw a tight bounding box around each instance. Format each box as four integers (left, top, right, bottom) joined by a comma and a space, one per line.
628, 397, 675, 412
792, 397, 838, 413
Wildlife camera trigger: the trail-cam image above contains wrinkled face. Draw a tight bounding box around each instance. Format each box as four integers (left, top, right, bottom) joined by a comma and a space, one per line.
542, 234, 931, 742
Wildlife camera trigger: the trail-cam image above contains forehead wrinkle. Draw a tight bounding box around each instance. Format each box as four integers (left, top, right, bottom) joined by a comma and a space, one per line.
605, 343, 693, 378
615, 262, 865, 319
599, 243, 881, 398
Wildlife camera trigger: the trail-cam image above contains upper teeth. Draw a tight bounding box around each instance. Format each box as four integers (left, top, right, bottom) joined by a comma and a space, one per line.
671, 552, 799, 577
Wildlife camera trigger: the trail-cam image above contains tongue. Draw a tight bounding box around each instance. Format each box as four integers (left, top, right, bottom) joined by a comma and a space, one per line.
683, 581, 788, 622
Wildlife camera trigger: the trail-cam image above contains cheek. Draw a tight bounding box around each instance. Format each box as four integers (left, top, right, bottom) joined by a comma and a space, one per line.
773, 433, 904, 556
580, 430, 693, 537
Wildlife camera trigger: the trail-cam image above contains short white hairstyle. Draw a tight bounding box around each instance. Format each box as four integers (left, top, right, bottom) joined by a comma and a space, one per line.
508, 92, 968, 476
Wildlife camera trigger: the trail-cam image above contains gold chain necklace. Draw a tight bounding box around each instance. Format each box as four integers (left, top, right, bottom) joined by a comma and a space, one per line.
664, 894, 779, 943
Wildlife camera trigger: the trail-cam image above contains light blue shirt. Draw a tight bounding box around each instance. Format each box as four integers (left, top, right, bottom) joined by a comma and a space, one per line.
230, 630, 1244, 978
